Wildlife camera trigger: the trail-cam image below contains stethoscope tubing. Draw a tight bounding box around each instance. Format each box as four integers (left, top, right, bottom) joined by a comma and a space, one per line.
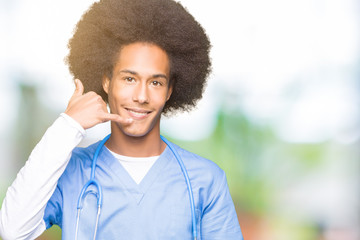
160, 135, 197, 240
76, 135, 110, 240
76, 134, 197, 240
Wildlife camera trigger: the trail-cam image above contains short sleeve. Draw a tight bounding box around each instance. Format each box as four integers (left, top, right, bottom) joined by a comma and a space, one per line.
200, 172, 243, 240
43, 185, 63, 229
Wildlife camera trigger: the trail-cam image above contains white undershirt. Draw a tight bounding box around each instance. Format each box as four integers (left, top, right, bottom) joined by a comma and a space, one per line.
106, 148, 159, 184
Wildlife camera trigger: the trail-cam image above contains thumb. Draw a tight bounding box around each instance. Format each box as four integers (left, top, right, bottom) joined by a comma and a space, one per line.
73, 79, 84, 97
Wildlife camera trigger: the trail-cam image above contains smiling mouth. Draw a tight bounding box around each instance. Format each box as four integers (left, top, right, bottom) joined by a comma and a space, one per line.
125, 108, 151, 119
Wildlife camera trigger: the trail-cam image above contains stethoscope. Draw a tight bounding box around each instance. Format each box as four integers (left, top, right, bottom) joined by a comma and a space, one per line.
75, 134, 197, 240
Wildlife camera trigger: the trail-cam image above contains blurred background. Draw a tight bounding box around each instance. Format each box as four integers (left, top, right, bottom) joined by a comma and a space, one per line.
0, 0, 359, 239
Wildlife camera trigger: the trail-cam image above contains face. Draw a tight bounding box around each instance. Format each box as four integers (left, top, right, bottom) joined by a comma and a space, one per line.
103, 42, 172, 137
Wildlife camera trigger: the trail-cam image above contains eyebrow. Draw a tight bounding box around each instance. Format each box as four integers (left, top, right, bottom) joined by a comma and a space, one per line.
118, 69, 169, 81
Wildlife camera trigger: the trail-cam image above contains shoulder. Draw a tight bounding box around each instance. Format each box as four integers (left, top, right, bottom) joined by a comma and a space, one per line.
61, 141, 101, 176
168, 142, 226, 184
71, 142, 98, 161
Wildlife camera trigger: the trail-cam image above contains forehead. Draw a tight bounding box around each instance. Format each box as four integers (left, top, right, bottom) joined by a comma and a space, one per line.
113, 42, 170, 76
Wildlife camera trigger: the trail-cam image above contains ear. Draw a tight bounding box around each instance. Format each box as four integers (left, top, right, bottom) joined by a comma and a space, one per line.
102, 76, 110, 94
166, 84, 173, 101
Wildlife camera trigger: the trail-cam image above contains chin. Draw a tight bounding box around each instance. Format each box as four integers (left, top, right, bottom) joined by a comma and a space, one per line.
124, 132, 147, 138
121, 126, 149, 138
115, 119, 158, 138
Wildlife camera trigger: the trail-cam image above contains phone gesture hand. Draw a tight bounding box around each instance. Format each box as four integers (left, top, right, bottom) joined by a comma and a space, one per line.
64, 79, 133, 129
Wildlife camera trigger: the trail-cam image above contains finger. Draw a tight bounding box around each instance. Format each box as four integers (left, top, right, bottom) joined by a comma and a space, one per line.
73, 79, 84, 97
101, 113, 133, 124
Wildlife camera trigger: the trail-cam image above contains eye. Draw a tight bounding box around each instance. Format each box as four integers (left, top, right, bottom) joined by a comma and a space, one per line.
124, 77, 136, 83
151, 80, 163, 86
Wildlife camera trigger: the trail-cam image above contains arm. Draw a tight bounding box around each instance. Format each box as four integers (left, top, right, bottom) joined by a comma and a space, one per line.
201, 172, 244, 240
0, 80, 132, 240
0, 114, 85, 239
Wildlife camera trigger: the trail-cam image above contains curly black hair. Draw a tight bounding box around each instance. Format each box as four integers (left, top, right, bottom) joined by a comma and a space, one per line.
66, 0, 211, 114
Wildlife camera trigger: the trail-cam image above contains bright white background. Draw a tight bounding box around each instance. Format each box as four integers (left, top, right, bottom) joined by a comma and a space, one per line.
0, 0, 358, 143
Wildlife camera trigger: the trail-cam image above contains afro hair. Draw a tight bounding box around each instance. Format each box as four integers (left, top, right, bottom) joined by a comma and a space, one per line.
66, 0, 211, 114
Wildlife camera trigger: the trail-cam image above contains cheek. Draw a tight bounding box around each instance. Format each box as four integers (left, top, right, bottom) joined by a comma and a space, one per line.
109, 85, 129, 102
107, 90, 125, 113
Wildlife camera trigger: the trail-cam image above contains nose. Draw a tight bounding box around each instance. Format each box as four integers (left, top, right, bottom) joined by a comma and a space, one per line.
132, 81, 149, 104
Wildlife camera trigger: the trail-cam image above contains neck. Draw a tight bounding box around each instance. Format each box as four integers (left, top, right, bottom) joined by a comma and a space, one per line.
105, 123, 166, 157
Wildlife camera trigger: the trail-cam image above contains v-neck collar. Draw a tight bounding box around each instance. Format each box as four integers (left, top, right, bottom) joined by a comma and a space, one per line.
97, 143, 173, 205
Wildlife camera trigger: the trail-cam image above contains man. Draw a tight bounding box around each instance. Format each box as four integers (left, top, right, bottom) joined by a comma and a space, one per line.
0, 0, 243, 239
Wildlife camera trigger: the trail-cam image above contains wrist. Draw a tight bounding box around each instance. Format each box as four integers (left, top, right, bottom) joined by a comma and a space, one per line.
60, 113, 86, 135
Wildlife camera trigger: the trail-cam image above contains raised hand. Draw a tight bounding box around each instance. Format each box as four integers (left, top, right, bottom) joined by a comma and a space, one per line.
64, 79, 133, 129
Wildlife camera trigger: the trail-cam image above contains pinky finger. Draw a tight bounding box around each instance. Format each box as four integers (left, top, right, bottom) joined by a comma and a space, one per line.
102, 113, 133, 125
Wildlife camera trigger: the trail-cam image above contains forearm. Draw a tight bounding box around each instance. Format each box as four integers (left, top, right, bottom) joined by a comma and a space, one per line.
0, 113, 85, 240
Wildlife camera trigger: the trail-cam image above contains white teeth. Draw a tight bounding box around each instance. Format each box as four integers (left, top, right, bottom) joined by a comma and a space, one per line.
128, 110, 148, 117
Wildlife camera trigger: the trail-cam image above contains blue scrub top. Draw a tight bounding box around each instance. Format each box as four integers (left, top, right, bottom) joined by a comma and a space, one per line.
44, 140, 243, 239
